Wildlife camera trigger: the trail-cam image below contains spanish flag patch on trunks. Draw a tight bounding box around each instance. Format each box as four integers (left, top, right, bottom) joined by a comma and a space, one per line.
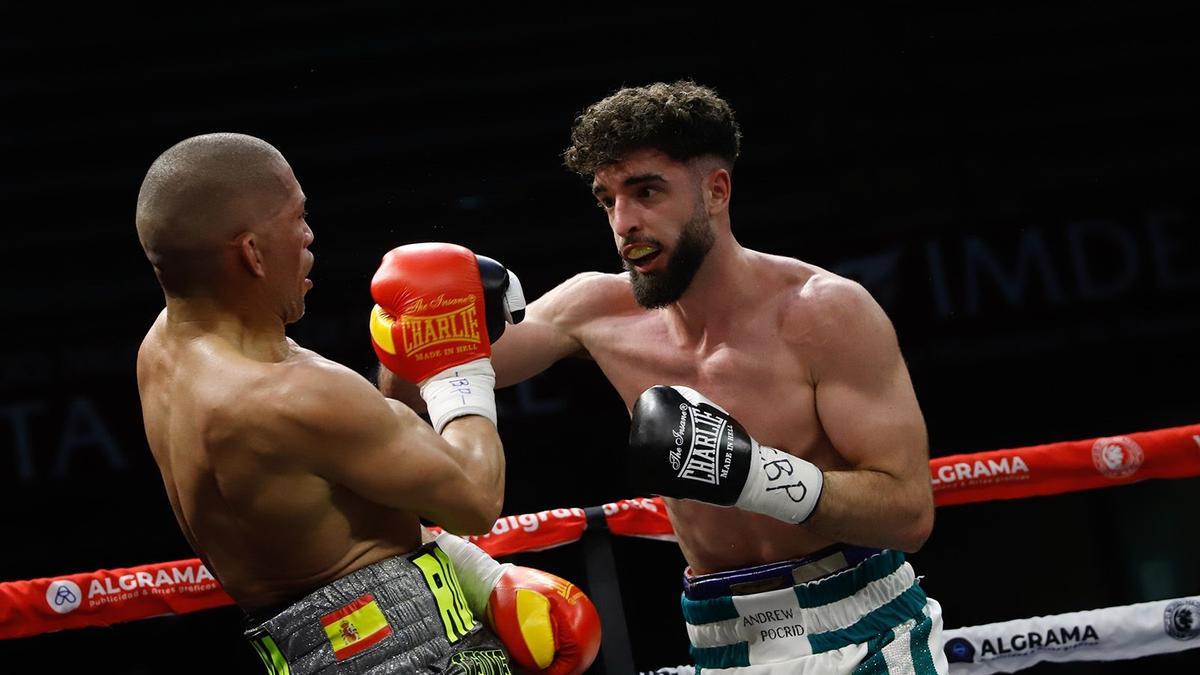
320, 593, 393, 660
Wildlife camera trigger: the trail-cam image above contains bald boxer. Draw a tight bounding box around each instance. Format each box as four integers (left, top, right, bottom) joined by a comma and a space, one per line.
381, 82, 947, 674
135, 133, 597, 674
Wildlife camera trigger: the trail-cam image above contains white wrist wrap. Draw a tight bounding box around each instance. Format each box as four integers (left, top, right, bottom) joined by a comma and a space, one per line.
736, 441, 825, 524
434, 531, 511, 617
419, 358, 497, 433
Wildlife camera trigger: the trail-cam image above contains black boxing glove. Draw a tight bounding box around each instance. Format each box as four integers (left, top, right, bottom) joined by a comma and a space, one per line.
475, 255, 526, 343
629, 385, 824, 524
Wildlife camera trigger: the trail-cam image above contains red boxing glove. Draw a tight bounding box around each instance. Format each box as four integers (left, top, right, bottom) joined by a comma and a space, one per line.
487, 567, 601, 675
370, 243, 491, 384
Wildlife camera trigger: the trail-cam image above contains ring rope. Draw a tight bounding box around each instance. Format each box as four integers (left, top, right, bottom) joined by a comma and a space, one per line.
2, 424, 1197, 643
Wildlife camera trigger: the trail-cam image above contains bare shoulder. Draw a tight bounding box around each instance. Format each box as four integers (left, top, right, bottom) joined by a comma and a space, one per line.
275, 350, 392, 425
797, 267, 881, 318
231, 350, 396, 456
533, 270, 636, 330
135, 310, 168, 375
137, 309, 168, 348
770, 257, 892, 349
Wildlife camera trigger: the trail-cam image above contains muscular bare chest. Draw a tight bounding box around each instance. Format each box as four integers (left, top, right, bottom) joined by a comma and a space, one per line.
583, 313, 826, 460
578, 309, 848, 571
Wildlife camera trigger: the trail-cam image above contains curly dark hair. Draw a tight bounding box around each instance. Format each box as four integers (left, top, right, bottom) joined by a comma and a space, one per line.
564, 80, 742, 176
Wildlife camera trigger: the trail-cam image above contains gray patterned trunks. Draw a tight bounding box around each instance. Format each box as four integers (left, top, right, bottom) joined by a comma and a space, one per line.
243, 542, 513, 674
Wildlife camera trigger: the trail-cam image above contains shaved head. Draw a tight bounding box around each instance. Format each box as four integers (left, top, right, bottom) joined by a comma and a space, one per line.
136, 133, 296, 295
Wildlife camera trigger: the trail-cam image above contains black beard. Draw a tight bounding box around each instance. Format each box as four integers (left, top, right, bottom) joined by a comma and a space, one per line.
624, 210, 715, 309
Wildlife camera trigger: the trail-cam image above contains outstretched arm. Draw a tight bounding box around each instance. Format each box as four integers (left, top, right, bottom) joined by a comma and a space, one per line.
488, 282, 588, 387
377, 272, 597, 401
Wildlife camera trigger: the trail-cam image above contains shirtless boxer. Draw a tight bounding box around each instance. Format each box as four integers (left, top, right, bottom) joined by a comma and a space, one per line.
134, 133, 597, 674
379, 82, 947, 673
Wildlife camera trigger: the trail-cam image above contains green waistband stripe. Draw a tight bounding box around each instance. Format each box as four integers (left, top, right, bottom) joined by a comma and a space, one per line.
850, 626, 898, 675
250, 635, 291, 675
909, 613, 938, 674
682, 550, 907, 626
687, 586, 928, 669
681, 593, 740, 626
807, 585, 927, 655
793, 550, 906, 609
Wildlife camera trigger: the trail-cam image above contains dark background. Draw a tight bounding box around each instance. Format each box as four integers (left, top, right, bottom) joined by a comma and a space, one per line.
2, 4, 1198, 673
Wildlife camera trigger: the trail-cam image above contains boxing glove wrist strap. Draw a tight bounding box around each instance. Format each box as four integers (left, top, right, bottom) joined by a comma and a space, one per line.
630, 385, 824, 525
420, 358, 497, 433
434, 531, 511, 617
736, 441, 825, 524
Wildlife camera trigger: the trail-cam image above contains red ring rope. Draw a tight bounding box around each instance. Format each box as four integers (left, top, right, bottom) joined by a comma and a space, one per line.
2, 424, 1197, 640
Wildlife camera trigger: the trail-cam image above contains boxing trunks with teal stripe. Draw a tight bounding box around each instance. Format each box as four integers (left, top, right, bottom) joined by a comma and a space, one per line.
243, 542, 513, 674
681, 546, 947, 674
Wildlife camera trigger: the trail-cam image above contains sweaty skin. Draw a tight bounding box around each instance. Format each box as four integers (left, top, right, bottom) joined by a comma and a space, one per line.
136, 134, 504, 611
503, 265, 932, 574
383, 148, 932, 575
138, 321, 502, 609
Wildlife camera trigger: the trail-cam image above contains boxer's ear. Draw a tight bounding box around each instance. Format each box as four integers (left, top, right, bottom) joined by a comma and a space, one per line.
708, 168, 731, 214
234, 231, 267, 278
697, 161, 731, 216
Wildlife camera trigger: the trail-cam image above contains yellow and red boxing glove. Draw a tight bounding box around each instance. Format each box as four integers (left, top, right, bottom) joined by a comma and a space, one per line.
436, 532, 601, 675
370, 243, 524, 431
488, 566, 601, 675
